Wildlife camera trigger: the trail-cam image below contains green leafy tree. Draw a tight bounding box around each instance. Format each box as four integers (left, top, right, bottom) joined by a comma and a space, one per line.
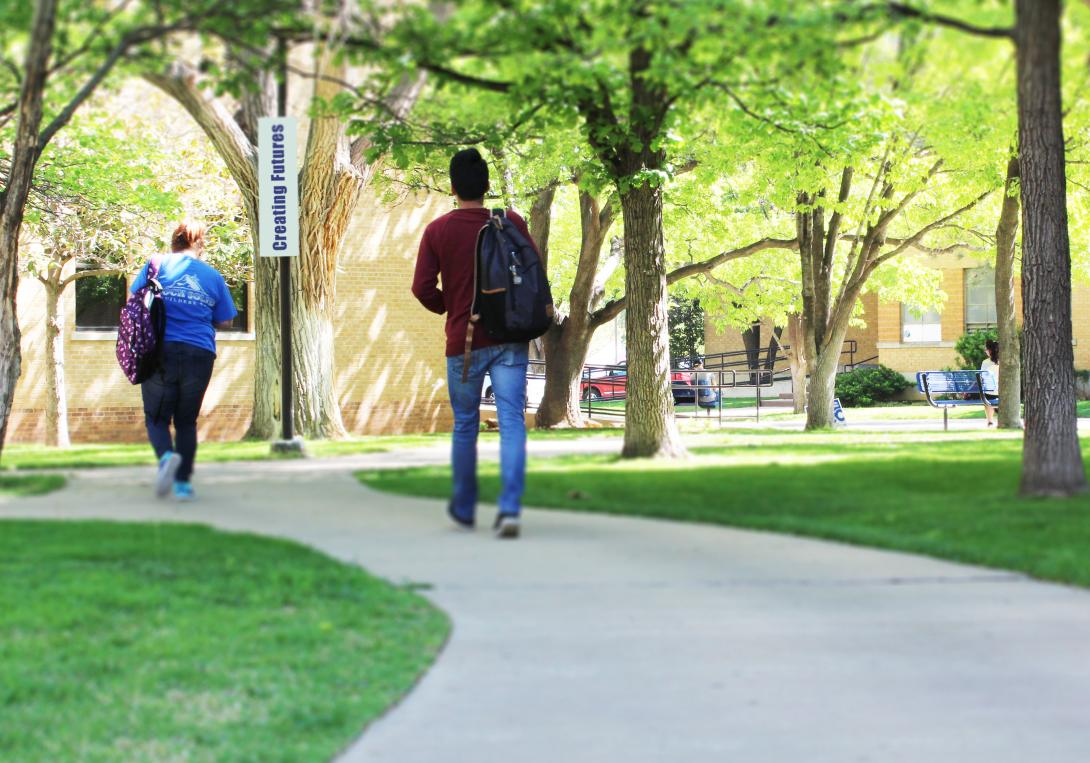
667, 296, 704, 367
720, 20, 1011, 430
880, 2, 1088, 495
0, 0, 302, 461
351, 0, 826, 458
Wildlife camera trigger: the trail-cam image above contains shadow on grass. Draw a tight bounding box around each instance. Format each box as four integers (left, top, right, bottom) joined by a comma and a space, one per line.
358, 438, 1090, 588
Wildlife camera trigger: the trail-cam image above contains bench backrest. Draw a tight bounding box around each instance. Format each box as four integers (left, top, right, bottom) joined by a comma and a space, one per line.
916, 370, 997, 395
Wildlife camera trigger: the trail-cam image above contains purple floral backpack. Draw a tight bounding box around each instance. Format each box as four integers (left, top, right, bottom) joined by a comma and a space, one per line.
116, 257, 166, 384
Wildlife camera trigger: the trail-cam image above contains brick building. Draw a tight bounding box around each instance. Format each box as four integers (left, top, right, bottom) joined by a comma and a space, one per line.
706, 253, 1090, 378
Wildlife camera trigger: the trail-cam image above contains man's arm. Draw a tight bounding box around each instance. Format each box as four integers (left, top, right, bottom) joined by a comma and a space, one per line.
412, 227, 446, 314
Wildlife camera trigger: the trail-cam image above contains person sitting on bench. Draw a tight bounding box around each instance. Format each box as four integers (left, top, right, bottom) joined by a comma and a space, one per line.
981, 339, 1000, 428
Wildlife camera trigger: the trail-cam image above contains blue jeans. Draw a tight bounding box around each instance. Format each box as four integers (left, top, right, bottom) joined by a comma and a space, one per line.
141, 342, 215, 482
446, 342, 529, 521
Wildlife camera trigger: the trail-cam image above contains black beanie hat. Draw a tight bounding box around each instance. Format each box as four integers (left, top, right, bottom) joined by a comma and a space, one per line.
450, 148, 489, 201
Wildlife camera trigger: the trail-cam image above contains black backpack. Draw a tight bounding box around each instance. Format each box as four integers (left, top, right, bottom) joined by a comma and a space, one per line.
465, 209, 554, 373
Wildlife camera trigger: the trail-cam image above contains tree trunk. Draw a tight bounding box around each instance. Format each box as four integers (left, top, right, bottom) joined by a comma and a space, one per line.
536, 321, 592, 428
805, 322, 850, 430
0, 0, 56, 462
786, 314, 808, 414
995, 154, 1023, 430
43, 279, 69, 447
529, 185, 557, 269
1015, 0, 1087, 496
536, 188, 616, 429
148, 52, 357, 440
804, 287, 858, 431
250, 256, 280, 438
741, 321, 761, 384
619, 182, 685, 458
764, 326, 783, 372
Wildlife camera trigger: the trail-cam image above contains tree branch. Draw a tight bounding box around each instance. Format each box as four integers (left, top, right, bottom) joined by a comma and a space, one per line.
824, 166, 853, 271
885, 2, 1013, 39
870, 187, 997, 268
144, 60, 259, 203
591, 237, 798, 325
705, 272, 799, 297
60, 266, 124, 288
350, 70, 428, 171
873, 159, 944, 232
37, 22, 191, 158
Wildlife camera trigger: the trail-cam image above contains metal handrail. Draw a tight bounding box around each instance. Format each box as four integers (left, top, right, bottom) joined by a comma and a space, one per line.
579, 365, 779, 424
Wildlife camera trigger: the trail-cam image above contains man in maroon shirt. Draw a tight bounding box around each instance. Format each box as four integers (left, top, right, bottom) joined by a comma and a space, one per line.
412, 148, 538, 539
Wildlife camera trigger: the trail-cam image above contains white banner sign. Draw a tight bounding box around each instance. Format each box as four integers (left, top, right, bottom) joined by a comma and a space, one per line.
258, 116, 299, 258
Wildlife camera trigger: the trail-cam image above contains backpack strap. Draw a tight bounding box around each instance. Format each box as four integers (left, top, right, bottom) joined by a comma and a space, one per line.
147, 254, 165, 293
463, 223, 491, 383
490, 207, 506, 229
462, 322, 475, 383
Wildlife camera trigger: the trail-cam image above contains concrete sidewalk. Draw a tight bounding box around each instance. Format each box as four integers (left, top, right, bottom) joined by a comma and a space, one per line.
3, 441, 1090, 762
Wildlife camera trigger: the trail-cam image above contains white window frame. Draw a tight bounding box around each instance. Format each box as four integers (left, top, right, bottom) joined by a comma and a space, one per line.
902, 303, 942, 343
965, 266, 997, 331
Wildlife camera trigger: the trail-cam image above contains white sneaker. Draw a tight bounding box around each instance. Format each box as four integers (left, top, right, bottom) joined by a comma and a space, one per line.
155, 452, 182, 498
493, 514, 520, 540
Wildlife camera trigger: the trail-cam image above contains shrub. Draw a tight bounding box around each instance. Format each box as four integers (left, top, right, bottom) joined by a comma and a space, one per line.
835, 364, 912, 407
955, 328, 998, 370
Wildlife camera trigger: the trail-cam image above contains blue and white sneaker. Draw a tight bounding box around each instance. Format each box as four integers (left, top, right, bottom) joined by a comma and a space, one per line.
155, 452, 182, 498
173, 481, 195, 502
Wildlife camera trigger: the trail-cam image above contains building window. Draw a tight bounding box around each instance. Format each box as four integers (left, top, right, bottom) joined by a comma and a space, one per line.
74, 268, 126, 331
221, 281, 250, 332
965, 266, 997, 331
902, 303, 942, 343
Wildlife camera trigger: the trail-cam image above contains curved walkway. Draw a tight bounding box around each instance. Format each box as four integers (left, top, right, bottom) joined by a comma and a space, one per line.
3, 440, 1090, 762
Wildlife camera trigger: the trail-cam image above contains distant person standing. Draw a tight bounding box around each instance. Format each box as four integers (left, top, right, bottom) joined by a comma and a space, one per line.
694, 359, 719, 415
411, 148, 541, 539
981, 339, 1000, 428
131, 222, 237, 501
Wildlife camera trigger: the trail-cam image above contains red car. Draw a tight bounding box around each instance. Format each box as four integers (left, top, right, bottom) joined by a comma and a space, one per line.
580, 365, 694, 403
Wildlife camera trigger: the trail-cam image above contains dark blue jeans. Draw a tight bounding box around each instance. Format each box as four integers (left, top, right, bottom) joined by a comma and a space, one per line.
141, 342, 215, 482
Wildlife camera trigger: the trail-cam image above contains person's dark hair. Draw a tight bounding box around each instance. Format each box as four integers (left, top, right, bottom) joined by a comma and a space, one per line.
449, 148, 489, 201
985, 338, 999, 364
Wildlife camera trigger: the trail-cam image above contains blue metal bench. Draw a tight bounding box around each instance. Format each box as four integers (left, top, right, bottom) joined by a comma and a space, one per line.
916, 370, 998, 430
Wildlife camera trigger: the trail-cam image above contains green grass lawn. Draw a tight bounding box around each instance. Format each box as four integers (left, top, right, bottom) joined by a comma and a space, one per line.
582, 397, 760, 417
0, 438, 429, 470
765, 399, 1090, 422
0, 474, 66, 498
1, 427, 624, 471
358, 432, 1090, 588
0, 521, 448, 763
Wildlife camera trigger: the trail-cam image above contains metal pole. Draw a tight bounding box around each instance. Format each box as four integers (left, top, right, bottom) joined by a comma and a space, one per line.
717, 371, 723, 425
755, 371, 761, 423
277, 38, 294, 442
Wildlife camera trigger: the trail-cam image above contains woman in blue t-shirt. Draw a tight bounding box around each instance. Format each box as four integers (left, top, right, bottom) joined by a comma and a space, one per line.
131, 221, 237, 501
